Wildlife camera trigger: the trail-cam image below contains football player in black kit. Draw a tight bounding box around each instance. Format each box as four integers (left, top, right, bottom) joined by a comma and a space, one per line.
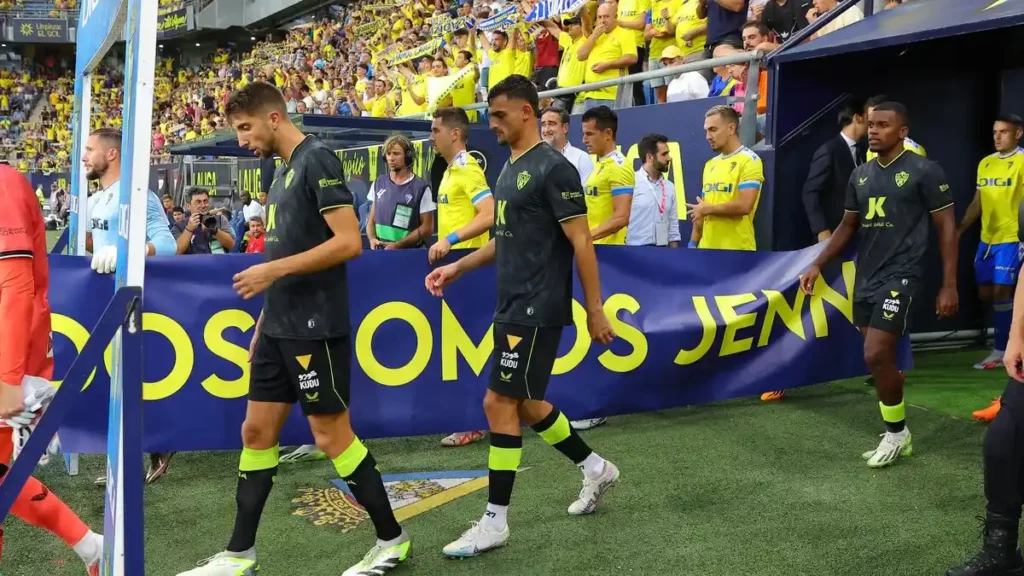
177, 82, 409, 576
425, 75, 621, 558
801, 101, 958, 469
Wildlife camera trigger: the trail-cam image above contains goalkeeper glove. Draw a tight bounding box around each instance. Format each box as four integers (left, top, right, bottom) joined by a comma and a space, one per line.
90, 245, 117, 274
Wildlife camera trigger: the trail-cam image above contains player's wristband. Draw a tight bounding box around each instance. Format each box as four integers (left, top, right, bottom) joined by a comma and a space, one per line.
688, 240, 697, 248
446, 232, 460, 245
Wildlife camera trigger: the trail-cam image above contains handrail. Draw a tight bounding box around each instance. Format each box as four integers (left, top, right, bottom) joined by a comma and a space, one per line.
764, 0, 864, 65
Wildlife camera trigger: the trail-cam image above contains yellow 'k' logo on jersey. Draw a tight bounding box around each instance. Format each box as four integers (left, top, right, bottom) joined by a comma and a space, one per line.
285, 169, 294, 188
865, 197, 887, 220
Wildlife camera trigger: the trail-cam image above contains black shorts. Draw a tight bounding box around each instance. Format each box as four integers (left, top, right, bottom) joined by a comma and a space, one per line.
487, 322, 563, 400
853, 291, 913, 336
249, 333, 351, 415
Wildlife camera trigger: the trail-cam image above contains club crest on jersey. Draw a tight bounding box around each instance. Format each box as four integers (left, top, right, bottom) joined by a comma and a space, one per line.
517, 171, 531, 190
285, 169, 294, 188
895, 171, 909, 188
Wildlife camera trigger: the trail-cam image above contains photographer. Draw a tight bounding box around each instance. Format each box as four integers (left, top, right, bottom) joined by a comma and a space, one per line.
172, 187, 236, 254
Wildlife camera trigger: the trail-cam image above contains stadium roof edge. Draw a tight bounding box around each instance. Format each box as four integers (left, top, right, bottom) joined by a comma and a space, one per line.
773, 0, 1024, 63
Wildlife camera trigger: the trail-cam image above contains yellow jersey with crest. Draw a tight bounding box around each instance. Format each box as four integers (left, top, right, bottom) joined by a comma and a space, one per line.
699, 146, 763, 251
977, 147, 1024, 244
585, 150, 634, 245
439, 150, 492, 249
866, 137, 926, 163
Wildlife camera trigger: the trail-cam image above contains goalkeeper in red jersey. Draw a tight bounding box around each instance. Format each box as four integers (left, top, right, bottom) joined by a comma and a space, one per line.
0, 164, 103, 574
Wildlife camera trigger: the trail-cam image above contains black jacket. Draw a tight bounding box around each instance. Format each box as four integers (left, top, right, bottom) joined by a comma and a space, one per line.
802, 133, 865, 234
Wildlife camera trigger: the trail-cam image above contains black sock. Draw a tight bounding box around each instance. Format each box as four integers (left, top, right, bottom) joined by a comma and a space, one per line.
336, 443, 402, 542
227, 467, 277, 552
531, 407, 592, 464
488, 433, 522, 506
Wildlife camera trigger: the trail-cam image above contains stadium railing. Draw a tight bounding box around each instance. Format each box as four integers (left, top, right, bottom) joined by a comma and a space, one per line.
400, 50, 765, 147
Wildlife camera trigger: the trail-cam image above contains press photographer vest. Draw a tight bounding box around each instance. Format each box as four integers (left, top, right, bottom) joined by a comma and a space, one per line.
372, 173, 430, 243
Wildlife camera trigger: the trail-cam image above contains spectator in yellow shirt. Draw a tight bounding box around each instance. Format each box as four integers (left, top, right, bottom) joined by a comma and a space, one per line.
541, 13, 589, 112
645, 0, 682, 103
476, 27, 518, 91
575, 3, 638, 113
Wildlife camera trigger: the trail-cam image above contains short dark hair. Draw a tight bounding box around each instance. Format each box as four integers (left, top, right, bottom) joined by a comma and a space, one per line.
493, 30, 508, 41
172, 206, 184, 214
581, 105, 618, 138
864, 94, 890, 110
541, 106, 570, 126
225, 82, 288, 119
743, 21, 769, 36
996, 113, 1024, 130
161, 193, 173, 201
638, 133, 669, 163
488, 74, 540, 116
90, 127, 122, 149
706, 104, 740, 125
433, 107, 471, 141
188, 187, 210, 201
838, 103, 863, 128
458, 49, 474, 62
453, 28, 469, 37
249, 215, 264, 225
870, 101, 909, 127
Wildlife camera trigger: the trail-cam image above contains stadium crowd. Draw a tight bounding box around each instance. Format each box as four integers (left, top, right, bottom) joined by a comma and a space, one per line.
2, 0, 912, 174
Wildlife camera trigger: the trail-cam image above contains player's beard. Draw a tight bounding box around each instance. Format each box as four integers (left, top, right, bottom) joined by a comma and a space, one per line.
85, 162, 105, 181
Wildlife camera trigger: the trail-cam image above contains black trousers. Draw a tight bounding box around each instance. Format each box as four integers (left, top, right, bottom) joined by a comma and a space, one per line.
630, 46, 646, 107
985, 378, 1024, 520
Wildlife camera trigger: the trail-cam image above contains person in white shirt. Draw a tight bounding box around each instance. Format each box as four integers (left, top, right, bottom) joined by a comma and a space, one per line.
808, 0, 864, 38
240, 190, 265, 223
661, 46, 710, 103
627, 133, 681, 247
540, 106, 593, 185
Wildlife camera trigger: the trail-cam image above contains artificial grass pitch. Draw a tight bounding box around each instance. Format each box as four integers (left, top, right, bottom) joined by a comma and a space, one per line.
2, 350, 1000, 575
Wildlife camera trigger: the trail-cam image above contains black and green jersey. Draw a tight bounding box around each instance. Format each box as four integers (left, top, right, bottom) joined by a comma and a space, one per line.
262, 135, 355, 339
844, 149, 952, 299
493, 142, 587, 327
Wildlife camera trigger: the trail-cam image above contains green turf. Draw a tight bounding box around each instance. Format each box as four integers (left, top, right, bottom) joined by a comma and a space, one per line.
0, 349, 1005, 576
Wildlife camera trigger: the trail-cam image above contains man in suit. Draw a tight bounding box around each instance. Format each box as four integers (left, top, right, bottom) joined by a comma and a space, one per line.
803, 102, 868, 243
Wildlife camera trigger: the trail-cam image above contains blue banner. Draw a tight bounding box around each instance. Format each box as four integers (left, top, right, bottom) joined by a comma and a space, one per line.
49, 246, 907, 454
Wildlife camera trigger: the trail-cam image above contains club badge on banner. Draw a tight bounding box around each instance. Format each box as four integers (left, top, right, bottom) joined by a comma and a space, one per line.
49, 246, 908, 454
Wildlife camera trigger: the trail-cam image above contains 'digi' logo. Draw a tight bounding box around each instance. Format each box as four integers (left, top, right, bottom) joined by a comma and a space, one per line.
500, 334, 522, 370
295, 355, 320, 390
882, 291, 901, 320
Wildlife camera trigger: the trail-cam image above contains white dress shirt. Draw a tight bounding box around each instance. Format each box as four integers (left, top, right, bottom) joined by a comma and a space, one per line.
839, 131, 858, 164
626, 168, 681, 246
243, 199, 265, 223
559, 141, 594, 187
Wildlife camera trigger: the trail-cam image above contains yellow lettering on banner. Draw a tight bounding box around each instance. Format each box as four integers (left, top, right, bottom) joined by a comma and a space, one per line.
674, 296, 716, 365
809, 261, 856, 337
50, 314, 99, 390
356, 302, 432, 386
598, 294, 647, 373
102, 313, 193, 400
553, 300, 589, 375
202, 310, 254, 399
441, 301, 493, 381
716, 293, 758, 357
757, 289, 807, 347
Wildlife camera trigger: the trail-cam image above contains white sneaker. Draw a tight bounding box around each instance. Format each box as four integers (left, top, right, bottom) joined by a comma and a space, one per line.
570, 418, 608, 431
864, 430, 913, 468
175, 551, 259, 576
974, 350, 1004, 370
278, 444, 327, 464
342, 531, 411, 576
442, 521, 509, 558
440, 431, 485, 447
568, 461, 620, 515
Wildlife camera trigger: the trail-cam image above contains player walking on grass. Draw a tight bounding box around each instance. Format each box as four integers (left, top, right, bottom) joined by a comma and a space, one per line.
956, 115, 1024, 423
178, 82, 409, 576
0, 164, 103, 575
947, 192, 1024, 576
429, 106, 495, 449
800, 101, 958, 469
425, 75, 621, 558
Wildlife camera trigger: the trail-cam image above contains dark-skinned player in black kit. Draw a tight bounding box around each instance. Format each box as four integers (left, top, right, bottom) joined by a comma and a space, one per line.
425, 75, 621, 559
800, 101, 958, 469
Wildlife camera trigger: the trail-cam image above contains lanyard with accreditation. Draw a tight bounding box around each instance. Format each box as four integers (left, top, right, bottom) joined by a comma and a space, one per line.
651, 176, 669, 246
